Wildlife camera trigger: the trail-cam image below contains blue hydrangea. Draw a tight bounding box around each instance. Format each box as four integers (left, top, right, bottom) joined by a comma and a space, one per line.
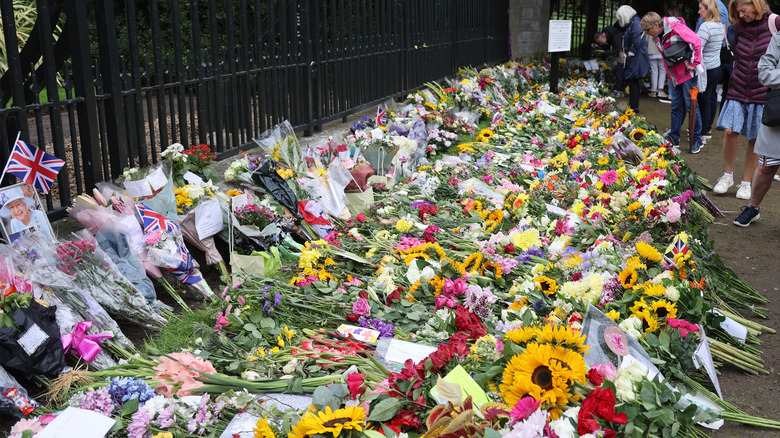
106, 377, 155, 406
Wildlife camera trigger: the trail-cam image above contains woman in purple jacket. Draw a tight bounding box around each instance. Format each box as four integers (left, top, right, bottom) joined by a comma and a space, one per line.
713, 0, 780, 200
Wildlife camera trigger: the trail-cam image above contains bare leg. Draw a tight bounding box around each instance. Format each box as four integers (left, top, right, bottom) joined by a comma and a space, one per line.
743, 139, 758, 183
723, 129, 739, 174
749, 162, 780, 207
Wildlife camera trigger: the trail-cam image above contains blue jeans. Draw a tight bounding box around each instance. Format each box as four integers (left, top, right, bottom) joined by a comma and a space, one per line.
669, 77, 702, 144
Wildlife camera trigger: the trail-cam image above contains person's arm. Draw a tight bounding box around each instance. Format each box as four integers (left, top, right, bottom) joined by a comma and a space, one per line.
696, 23, 712, 51
758, 33, 780, 88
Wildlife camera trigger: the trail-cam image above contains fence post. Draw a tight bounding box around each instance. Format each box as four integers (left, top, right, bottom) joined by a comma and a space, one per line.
66, 0, 102, 189
0, 0, 30, 148
301, 0, 315, 136
95, 0, 129, 178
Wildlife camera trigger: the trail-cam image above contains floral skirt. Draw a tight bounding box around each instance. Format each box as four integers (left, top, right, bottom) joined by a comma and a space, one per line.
716, 99, 764, 140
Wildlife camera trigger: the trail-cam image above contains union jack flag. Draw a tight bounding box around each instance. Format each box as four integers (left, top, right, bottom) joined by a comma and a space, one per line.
169, 244, 202, 285
664, 234, 690, 266
136, 204, 178, 233
375, 106, 387, 127
2, 138, 64, 194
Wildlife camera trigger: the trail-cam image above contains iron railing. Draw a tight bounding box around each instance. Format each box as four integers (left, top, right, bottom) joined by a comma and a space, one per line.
0, 0, 509, 218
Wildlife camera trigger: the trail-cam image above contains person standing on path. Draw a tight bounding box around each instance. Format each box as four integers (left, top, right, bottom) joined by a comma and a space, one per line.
712, 0, 780, 200
696, 0, 725, 142
593, 24, 626, 97
734, 31, 780, 226
641, 12, 704, 154
620, 5, 650, 112
647, 32, 667, 98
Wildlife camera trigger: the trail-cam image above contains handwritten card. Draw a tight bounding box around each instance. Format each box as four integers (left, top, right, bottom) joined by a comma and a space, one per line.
195, 199, 224, 239
123, 179, 152, 198
184, 171, 205, 186
17, 323, 48, 356
383, 339, 438, 366
146, 167, 168, 191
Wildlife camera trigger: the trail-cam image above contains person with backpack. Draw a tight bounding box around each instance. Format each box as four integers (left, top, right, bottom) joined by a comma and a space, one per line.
640, 12, 704, 154
712, 0, 780, 200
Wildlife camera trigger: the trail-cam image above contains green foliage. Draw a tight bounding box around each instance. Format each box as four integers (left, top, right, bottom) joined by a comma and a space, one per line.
0, 0, 38, 76
144, 309, 213, 355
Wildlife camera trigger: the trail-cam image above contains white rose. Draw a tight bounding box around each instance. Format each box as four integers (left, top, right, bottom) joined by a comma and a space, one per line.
549, 407, 579, 438
665, 286, 680, 302
241, 370, 261, 381
613, 375, 636, 401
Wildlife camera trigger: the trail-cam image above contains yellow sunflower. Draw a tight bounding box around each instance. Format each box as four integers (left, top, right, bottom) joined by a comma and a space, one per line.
534, 275, 558, 295
505, 325, 542, 346
636, 308, 660, 333
254, 417, 276, 438
289, 405, 365, 438
618, 267, 638, 289
500, 343, 587, 409
651, 299, 678, 320
625, 256, 646, 271
636, 241, 663, 262
534, 324, 590, 355
629, 298, 649, 315
642, 283, 666, 297
630, 128, 646, 142
605, 309, 621, 321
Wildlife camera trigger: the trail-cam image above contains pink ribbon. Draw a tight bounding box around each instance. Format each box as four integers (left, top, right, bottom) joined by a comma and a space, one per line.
61, 321, 112, 362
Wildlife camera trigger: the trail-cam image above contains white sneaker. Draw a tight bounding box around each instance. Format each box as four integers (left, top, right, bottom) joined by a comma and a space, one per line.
713, 174, 733, 194
657, 90, 669, 98
736, 183, 752, 200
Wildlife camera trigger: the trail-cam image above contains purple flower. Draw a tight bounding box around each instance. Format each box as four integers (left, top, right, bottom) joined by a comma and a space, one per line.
156, 404, 176, 428
127, 410, 151, 438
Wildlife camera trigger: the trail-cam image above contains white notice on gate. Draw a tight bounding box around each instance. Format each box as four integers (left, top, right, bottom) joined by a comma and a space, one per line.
548, 20, 572, 53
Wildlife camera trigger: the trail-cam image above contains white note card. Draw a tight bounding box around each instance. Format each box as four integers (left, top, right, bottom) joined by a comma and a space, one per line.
146, 167, 168, 191
123, 179, 153, 198
384, 339, 438, 365
183, 171, 205, 186
195, 199, 224, 240
17, 323, 48, 356
35, 407, 116, 438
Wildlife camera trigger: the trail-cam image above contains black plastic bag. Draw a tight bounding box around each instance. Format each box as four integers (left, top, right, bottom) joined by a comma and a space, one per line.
251, 161, 302, 221
0, 301, 67, 377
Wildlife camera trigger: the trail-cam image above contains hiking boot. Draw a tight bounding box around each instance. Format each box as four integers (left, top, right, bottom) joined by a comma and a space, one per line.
736, 183, 752, 200
713, 174, 733, 194
734, 205, 760, 227
689, 137, 703, 154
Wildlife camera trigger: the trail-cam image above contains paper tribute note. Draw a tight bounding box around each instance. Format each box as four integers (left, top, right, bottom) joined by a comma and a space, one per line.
35, 407, 116, 438
146, 166, 169, 191
17, 323, 49, 356
123, 179, 153, 198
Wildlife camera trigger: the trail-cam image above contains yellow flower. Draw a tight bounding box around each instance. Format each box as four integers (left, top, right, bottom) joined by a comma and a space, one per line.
619, 267, 638, 288
277, 334, 285, 347
602, 137, 613, 146
636, 241, 663, 262
625, 108, 635, 116
627, 201, 643, 212
597, 157, 609, 165
625, 256, 646, 271
289, 406, 366, 438
226, 189, 243, 197
605, 309, 621, 321
396, 218, 413, 233
151, 433, 173, 438
651, 299, 678, 320
511, 228, 542, 251
282, 325, 296, 340
534, 275, 558, 295
254, 417, 275, 438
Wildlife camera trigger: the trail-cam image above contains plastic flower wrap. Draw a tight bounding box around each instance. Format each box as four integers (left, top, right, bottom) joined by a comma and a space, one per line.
53, 232, 167, 328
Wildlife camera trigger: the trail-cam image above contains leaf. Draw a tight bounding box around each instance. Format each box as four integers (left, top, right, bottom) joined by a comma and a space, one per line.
484, 429, 503, 438
260, 317, 276, 329
249, 310, 264, 324
363, 431, 386, 438
243, 323, 257, 331
120, 398, 140, 417
435, 376, 463, 405
367, 397, 402, 422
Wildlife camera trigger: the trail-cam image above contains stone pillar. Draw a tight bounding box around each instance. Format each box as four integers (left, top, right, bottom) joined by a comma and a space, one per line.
509, 0, 550, 60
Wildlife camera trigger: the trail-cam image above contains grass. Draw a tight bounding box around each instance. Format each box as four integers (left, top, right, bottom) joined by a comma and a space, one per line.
143, 308, 214, 355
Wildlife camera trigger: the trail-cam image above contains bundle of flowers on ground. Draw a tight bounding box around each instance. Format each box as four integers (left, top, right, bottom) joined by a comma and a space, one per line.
8, 60, 780, 437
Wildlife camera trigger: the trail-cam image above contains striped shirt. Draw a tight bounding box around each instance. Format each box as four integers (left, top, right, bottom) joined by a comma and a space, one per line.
697, 21, 725, 70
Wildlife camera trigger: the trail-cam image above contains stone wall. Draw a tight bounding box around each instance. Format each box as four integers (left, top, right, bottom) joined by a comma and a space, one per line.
509, 0, 550, 60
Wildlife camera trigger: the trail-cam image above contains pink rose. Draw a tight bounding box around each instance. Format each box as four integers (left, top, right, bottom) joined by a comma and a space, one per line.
352, 298, 371, 316
666, 202, 681, 223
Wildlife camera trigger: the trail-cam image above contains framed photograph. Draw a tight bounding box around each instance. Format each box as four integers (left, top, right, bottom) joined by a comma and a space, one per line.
0, 182, 54, 243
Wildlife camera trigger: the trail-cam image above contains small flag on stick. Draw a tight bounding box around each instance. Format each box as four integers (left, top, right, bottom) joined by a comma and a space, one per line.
1, 134, 65, 194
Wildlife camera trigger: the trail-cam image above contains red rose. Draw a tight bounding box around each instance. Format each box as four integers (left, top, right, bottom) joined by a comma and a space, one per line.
587, 368, 604, 386
359, 290, 368, 299
346, 373, 366, 399
346, 313, 360, 322
386, 290, 401, 306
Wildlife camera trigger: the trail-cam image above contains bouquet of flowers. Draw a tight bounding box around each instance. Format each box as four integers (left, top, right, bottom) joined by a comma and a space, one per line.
175, 183, 228, 276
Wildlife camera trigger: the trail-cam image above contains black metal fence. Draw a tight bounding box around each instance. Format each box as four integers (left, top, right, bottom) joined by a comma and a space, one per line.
0, 0, 509, 218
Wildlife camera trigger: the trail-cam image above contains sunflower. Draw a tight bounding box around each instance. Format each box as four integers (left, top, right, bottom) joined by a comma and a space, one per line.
636, 309, 660, 333
253, 417, 276, 438
651, 299, 678, 320
290, 406, 366, 438
625, 256, 646, 271
500, 343, 588, 409
641, 283, 666, 297
630, 128, 646, 142
506, 325, 542, 346
534, 275, 558, 295
534, 324, 590, 355
636, 241, 663, 262
605, 309, 621, 321
618, 267, 638, 289
629, 298, 649, 315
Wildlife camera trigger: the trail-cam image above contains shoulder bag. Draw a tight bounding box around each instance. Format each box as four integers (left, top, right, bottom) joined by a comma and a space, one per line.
663, 40, 693, 65
762, 88, 780, 127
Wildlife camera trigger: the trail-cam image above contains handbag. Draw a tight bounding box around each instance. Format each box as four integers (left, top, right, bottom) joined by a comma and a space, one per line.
762, 88, 780, 127
720, 39, 734, 64
662, 40, 693, 65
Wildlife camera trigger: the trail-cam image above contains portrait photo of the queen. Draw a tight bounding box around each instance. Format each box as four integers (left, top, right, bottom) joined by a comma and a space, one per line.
0, 183, 54, 243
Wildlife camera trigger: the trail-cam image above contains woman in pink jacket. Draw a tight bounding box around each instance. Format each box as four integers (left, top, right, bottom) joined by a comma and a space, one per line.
641, 12, 704, 154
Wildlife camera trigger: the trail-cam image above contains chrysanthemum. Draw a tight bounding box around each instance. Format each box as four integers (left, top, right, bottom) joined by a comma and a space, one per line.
534, 275, 558, 295
289, 406, 366, 438
500, 343, 587, 409
651, 299, 677, 320
511, 228, 542, 251
636, 241, 663, 262
618, 267, 638, 289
